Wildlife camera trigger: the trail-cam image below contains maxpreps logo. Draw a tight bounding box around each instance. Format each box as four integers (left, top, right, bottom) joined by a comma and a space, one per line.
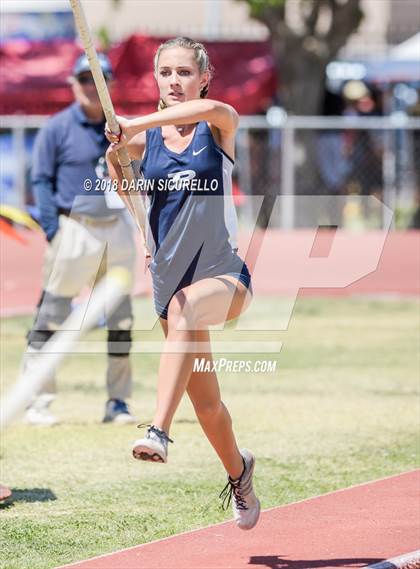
157, 170, 219, 192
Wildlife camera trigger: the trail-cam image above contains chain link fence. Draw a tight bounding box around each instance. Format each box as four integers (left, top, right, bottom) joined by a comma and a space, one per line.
236, 115, 420, 230
1, 114, 420, 228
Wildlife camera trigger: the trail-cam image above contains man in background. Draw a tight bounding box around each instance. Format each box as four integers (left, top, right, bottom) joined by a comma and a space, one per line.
24, 53, 138, 426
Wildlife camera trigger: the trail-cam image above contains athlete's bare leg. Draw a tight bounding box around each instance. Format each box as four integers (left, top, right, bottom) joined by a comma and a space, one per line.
187, 329, 245, 480
153, 276, 251, 479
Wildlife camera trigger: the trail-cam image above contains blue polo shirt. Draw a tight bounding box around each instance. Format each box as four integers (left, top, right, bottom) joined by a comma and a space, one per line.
32, 102, 122, 240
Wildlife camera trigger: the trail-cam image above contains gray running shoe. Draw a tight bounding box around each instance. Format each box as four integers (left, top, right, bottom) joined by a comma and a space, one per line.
219, 449, 261, 530
132, 424, 174, 463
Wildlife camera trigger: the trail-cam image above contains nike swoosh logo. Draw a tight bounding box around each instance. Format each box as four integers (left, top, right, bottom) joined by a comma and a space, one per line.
193, 146, 207, 156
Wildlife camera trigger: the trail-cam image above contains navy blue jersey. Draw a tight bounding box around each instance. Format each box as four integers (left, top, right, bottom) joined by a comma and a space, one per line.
139, 120, 250, 318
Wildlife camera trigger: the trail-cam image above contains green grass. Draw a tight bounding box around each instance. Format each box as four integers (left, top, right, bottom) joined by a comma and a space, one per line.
1, 297, 419, 569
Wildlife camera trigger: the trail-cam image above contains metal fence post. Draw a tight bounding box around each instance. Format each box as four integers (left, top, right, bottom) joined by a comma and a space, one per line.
281, 123, 295, 229
236, 126, 254, 226
382, 128, 397, 229
12, 122, 27, 210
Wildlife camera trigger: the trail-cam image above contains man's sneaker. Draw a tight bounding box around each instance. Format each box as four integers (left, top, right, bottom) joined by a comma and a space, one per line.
219, 449, 261, 531
24, 394, 59, 427
132, 424, 173, 463
103, 399, 136, 424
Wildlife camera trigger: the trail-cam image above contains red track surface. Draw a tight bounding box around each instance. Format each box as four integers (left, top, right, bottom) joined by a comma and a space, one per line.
57, 470, 420, 569
1, 230, 419, 317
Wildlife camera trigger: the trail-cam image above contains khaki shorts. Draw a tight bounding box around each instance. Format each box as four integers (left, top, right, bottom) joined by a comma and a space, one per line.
44, 213, 136, 298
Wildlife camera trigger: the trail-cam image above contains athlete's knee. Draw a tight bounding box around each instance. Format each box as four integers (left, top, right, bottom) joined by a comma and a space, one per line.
107, 295, 133, 355
28, 291, 72, 347
167, 291, 199, 330
107, 295, 133, 331
193, 399, 226, 422
107, 329, 132, 356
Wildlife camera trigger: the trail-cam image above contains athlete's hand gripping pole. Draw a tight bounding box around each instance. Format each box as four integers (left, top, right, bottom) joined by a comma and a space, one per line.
69, 0, 149, 256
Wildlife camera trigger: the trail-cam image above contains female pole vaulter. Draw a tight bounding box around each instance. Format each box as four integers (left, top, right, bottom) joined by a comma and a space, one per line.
106, 37, 260, 531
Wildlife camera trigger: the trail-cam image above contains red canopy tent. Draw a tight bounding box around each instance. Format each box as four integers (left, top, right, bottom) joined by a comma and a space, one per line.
0, 35, 276, 116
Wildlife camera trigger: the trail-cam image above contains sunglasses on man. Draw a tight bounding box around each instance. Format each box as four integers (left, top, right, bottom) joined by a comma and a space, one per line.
76, 73, 112, 85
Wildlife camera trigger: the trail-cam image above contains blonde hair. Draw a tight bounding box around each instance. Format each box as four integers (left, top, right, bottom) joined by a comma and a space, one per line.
154, 37, 213, 110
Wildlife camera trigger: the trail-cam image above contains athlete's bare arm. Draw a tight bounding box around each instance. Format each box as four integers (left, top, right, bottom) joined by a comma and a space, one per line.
106, 100, 238, 161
